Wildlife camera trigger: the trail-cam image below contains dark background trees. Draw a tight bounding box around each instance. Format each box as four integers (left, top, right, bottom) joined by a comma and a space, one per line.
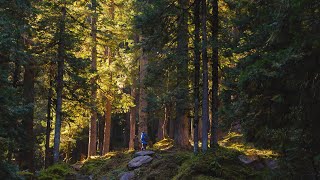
0, 0, 319, 179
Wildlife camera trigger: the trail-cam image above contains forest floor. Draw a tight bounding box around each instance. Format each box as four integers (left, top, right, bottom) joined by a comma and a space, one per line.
37, 133, 281, 180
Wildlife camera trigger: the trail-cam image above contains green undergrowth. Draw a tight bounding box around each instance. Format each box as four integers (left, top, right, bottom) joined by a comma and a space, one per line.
173, 148, 256, 180
38, 163, 76, 180
80, 151, 134, 179
134, 151, 191, 180
43, 134, 280, 179
220, 132, 279, 159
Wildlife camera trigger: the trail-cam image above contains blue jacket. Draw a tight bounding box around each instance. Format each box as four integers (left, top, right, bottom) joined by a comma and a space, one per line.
141, 132, 148, 145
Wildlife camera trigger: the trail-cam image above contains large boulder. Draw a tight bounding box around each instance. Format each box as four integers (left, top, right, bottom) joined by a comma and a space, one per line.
119, 171, 135, 180
134, 150, 155, 157
128, 155, 153, 170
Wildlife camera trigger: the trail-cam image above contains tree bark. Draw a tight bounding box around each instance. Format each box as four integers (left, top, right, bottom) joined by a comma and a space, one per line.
88, 0, 98, 157
193, 0, 201, 154
201, 0, 209, 152
22, 62, 35, 172
157, 110, 165, 140
8, 60, 20, 163
45, 65, 53, 168
53, 0, 66, 163
174, 0, 190, 148
169, 110, 175, 139
13, 60, 20, 88
163, 105, 168, 138
210, 0, 219, 148
138, 53, 148, 137
102, 98, 112, 154
102, 0, 115, 155
129, 85, 137, 150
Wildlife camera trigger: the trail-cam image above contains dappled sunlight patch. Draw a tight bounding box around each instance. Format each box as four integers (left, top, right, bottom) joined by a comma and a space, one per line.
103, 151, 121, 159
219, 132, 244, 146
219, 132, 279, 158
189, 139, 203, 148
153, 138, 174, 150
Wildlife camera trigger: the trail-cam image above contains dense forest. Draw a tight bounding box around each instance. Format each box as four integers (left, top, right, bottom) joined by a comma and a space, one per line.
0, 0, 319, 179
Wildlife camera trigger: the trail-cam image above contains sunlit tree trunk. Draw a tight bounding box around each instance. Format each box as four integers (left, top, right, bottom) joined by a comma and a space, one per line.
193, 0, 201, 154
22, 62, 35, 172
88, 0, 98, 157
174, 0, 190, 148
53, 0, 66, 163
210, 0, 219, 148
201, 0, 209, 152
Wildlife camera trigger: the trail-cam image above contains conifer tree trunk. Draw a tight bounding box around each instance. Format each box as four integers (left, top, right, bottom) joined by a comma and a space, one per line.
45, 65, 53, 168
102, 0, 115, 155
193, 0, 201, 154
129, 84, 137, 150
198, 117, 203, 140
163, 105, 168, 138
8, 61, 20, 163
88, 0, 98, 157
210, 0, 219, 148
169, 111, 175, 139
53, 0, 66, 163
22, 62, 35, 172
174, 0, 190, 148
13, 61, 20, 88
157, 111, 165, 140
138, 53, 148, 137
201, 0, 209, 152
103, 97, 111, 154
102, 47, 112, 154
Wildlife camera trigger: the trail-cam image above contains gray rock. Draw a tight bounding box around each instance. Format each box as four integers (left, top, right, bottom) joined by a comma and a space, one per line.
120, 172, 135, 180
128, 155, 153, 169
71, 162, 83, 171
238, 154, 259, 164
239, 155, 267, 170
134, 150, 155, 157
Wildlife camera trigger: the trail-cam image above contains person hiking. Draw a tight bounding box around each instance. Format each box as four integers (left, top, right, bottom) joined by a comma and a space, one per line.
140, 132, 148, 151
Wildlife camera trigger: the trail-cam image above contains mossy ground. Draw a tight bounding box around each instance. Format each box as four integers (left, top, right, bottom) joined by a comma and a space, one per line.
41, 133, 279, 180
37, 163, 76, 180
80, 151, 134, 179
